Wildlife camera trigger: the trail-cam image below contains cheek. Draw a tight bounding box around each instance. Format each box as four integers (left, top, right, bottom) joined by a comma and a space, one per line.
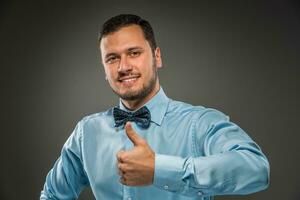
136, 56, 154, 73
104, 66, 116, 79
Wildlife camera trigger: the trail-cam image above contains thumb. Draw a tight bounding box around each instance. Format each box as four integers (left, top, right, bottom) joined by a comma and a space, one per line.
125, 122, 143, 146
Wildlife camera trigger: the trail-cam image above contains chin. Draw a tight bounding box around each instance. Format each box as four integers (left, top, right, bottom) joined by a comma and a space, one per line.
117, 88, 144, 101
120, 91, 140, 100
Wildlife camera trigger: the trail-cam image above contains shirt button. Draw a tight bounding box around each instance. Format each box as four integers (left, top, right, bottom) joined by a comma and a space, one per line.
198, 191, 203, 195
164, 185, 169, 190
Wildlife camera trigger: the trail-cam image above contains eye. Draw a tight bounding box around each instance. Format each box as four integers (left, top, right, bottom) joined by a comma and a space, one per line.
129, 51, 141, 57
106, 56, 118, 64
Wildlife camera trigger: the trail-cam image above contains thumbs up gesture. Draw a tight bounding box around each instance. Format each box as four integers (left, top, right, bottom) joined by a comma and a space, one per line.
116, 122, 155, 186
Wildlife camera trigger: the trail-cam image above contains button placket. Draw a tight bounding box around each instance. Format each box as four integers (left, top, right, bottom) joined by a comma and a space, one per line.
122, 134, 134, 200
123, 185, 133, 200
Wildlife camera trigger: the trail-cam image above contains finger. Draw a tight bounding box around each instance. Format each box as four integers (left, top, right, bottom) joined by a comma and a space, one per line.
125, 122, 144, 146
120, 176, 134, 186
118, 168, 124, 176
116, 150, 125, 163
117, 162, 126, 172
118, 165, 126, 176
120, 176, 127, 185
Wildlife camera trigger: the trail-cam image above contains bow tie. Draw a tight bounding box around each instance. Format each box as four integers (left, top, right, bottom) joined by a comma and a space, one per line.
113, 106, 151, 129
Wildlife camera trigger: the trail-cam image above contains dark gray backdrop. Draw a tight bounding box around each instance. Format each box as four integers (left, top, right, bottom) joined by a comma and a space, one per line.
1, 0, 299, 200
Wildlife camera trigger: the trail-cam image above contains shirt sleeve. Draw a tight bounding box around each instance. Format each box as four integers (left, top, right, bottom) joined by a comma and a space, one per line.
153, 109, 270, 197
40, 120, 89, 200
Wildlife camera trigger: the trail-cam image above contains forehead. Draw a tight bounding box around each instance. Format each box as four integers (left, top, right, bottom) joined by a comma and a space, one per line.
100, 25, 150, 54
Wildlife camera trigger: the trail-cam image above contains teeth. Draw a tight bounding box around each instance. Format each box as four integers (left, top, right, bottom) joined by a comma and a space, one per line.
123, 78, 136, 82
122, 77, 137, 82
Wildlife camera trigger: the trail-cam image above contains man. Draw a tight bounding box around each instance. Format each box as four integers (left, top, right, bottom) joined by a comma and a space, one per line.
40, 14, 269, 200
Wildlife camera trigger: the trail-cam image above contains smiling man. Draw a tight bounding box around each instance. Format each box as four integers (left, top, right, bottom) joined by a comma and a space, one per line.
100, 24, 162, 109
40, 14, 270, 200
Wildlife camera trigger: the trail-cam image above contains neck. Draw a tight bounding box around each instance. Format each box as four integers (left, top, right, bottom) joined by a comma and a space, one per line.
121, 83, 160, 111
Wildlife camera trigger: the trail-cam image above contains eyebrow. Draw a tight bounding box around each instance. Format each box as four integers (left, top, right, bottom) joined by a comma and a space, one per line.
105, 52, 118, 59
127, 47, 143, 52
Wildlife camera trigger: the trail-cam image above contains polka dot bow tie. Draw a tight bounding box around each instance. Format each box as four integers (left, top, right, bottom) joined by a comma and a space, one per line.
113, 106, 151, 129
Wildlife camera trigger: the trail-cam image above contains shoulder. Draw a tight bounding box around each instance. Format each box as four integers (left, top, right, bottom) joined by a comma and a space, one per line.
168, 99, 227, 116
77, 107, 114, 126
167, 99, 229, 123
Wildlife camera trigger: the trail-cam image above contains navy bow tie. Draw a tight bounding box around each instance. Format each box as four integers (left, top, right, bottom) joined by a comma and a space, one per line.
113, 106, 151, 128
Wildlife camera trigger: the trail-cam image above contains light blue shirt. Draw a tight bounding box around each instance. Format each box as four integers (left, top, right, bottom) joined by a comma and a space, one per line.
40, 88, 269, 200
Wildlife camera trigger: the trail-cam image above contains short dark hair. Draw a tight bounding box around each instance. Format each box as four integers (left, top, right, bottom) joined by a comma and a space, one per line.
98, 14, 157, 53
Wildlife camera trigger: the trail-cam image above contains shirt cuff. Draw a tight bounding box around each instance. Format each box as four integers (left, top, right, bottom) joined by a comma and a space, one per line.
153, 154, 185, 192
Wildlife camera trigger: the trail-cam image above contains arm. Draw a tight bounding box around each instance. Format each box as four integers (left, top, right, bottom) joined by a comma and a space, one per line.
40, 121, 89, 200
153, 110, 270, 197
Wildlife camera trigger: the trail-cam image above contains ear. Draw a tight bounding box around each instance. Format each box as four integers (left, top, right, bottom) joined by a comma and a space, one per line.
154, 47, 162, 69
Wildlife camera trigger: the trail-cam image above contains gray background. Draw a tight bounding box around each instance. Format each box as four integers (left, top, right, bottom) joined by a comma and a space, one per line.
1, 0, 299, 200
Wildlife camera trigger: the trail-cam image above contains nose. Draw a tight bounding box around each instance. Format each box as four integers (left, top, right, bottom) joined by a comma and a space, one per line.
118, 56, 132, 73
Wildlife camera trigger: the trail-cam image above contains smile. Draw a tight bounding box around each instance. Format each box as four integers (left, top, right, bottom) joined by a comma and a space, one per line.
123, 77, 137, 82
118, 75, 140, 82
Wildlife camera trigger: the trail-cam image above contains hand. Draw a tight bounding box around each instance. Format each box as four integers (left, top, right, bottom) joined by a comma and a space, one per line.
116, 122, 155, 186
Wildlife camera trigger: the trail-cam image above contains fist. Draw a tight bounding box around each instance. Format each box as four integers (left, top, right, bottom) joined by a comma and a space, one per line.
116, 122, 155, 186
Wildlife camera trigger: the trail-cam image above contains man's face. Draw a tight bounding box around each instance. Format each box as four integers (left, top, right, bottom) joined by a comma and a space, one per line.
100, 25, 162, 101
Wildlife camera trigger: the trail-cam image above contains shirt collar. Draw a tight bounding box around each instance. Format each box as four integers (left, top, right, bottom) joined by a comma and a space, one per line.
118, 87, 169, 126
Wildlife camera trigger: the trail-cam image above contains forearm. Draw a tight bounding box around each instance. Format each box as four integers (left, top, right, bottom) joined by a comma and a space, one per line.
40, 121, 89, 200
153, 148, 269, 197
40, 153, 89, 200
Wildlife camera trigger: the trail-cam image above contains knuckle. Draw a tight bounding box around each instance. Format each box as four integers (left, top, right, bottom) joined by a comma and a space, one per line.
117, 151, 126, 162
118, 163, 128, 172
139, 139, 147, 145
118, 170, 122, 176
120, 177, 126, 184
118, 163, 123, 170
116, 152, 122, 159
122, 154, 129, 162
